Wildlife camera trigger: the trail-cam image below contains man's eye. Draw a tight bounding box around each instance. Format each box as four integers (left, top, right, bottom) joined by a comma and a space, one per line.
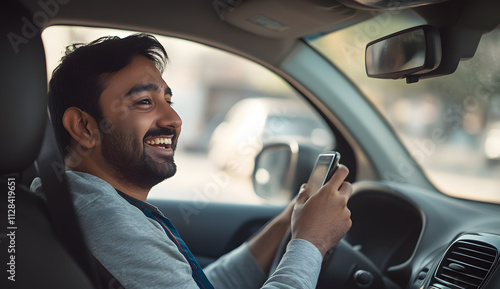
136, 99, 152, 105
166, 100, 174, 106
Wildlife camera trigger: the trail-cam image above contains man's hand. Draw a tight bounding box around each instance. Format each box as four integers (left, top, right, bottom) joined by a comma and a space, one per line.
291, 164, 352, 256
247, 164, 351, 271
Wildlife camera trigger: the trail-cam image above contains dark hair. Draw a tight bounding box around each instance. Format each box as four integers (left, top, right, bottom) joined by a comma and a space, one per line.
48, 33, 168, 157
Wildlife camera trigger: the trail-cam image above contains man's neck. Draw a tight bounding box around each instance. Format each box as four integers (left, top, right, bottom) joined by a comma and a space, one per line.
109, 180, 150, 201
68, 157, 150, 201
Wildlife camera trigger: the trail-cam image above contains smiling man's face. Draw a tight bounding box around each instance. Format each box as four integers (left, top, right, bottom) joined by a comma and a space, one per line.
97, 55, 182, 190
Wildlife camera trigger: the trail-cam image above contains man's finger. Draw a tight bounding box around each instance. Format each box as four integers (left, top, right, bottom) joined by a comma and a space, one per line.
296, 184, 310, 204
324, 164, 349, 190
339, 181, 353, 198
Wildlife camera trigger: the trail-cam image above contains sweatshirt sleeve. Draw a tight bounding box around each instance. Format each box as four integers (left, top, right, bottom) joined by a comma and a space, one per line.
262, 239, 323, 289
205, 239, 322, 289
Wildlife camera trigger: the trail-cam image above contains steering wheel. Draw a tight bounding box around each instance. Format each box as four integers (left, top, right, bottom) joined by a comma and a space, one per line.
268, 229, 390, 289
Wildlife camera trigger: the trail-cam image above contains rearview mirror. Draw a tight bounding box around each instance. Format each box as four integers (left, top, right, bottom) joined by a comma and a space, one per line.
365, 25, 441, 83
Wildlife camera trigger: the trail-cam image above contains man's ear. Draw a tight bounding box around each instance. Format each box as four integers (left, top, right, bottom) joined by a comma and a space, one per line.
62, 107, 100, 149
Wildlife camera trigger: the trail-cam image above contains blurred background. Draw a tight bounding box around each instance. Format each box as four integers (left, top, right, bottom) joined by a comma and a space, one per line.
310, 10, 500, 203
42, 26, 334, 205
42, 15, 500, 205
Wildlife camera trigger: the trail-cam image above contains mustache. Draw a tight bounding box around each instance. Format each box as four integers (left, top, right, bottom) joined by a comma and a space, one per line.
143, 127, 177, 140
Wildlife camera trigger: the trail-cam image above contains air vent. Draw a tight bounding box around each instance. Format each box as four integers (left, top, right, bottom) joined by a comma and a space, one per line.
436, 240, 498, 289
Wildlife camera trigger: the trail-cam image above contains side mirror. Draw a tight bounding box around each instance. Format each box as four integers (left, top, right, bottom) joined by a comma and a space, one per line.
252, 141, 323, 202
365, 25, 441, 83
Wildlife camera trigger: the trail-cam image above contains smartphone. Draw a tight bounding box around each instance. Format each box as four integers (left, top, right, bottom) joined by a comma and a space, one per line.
307, 151, 341, 195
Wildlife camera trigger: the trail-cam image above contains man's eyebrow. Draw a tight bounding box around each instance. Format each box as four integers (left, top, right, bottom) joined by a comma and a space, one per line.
125, 83, 172, 97
125, 83, 159, 96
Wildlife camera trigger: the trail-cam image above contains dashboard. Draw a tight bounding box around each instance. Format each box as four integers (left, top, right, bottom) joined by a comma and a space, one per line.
346, 181, 500, 289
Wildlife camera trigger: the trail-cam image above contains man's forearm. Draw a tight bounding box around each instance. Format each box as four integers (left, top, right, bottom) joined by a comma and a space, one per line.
247, 216, 291, 274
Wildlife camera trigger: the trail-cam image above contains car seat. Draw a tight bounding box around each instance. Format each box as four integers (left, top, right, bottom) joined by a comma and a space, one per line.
0, 1, 119, 288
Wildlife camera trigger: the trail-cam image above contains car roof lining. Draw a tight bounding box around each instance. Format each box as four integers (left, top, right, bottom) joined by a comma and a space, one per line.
219, 0, 370, 39
18, 0, 499, 69
18, 0, 370, 69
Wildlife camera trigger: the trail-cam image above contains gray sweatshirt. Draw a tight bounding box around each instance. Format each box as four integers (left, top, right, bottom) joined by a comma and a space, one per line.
31, 171, 322, 289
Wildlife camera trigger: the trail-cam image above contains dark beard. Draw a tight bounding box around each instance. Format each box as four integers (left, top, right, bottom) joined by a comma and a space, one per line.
100, 127, 177, 190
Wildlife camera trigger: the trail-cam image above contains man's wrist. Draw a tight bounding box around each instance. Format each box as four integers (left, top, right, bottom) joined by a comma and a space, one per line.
273, 210, 293, 229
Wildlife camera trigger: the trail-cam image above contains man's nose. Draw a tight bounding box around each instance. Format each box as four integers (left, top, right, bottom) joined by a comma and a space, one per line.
157, 101, 182, 130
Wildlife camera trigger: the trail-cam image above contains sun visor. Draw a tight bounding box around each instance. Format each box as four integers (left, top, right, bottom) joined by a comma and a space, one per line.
214, 0, 367, 39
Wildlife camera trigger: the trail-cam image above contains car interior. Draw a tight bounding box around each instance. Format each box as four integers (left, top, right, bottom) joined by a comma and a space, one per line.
1, 0, 500, 289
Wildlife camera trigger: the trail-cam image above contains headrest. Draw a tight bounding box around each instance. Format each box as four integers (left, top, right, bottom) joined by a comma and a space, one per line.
0, 0, 48, 175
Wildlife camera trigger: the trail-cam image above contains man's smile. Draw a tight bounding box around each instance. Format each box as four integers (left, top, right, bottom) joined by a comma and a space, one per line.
144, 136, 175, 155
145, 137, 173, 147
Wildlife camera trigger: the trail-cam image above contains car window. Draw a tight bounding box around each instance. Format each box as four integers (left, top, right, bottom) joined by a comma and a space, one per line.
42, 26, 335, 205
308, 10, 500, 204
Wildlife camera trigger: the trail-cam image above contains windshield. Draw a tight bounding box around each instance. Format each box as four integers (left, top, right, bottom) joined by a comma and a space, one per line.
308, 10, 500, 204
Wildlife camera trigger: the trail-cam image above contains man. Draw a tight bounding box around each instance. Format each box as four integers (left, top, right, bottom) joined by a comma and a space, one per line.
32, 33, 352, 289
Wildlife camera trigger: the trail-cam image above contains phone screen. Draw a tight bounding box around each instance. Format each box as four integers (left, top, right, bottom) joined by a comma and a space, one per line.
307, 152, 340, 195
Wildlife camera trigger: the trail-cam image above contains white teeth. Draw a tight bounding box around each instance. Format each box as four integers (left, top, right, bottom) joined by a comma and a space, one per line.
146, 138, 172, 145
